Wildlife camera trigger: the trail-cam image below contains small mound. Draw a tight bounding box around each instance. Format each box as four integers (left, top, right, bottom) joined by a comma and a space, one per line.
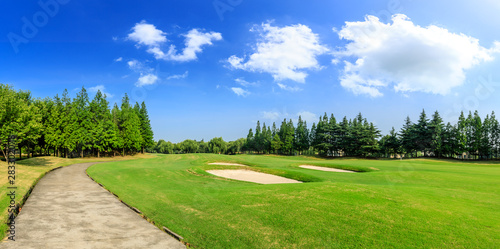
208, 162, 247, 167
299, 165, 356, 173
206, 169, 301, 184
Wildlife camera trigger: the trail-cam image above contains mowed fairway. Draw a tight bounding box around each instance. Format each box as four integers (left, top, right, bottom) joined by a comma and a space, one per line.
86, 154, 500, 248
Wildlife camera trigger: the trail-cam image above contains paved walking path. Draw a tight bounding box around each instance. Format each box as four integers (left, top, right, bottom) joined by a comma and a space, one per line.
1, 162, 185, 249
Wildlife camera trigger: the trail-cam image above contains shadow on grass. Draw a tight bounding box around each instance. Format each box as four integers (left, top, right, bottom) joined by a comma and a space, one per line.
16, 157, 54, 167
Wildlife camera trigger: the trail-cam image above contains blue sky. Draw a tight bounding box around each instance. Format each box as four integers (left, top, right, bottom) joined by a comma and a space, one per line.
1, 0, 500, 142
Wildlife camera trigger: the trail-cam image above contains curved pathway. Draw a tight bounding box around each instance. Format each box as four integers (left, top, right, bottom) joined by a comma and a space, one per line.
1, 162, 185, 249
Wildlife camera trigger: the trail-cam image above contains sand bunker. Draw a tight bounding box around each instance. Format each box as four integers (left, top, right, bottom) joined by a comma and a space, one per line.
206, 170, 301, 184
208, 162, 247, 167
299, 165, 356, 173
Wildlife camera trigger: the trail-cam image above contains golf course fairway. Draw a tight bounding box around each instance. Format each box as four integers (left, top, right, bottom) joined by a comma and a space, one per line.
86, 154, 500, 248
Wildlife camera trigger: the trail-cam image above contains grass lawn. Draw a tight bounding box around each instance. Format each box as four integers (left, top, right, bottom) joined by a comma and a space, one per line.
0, 154, 153, 237
86, 154, 500, 248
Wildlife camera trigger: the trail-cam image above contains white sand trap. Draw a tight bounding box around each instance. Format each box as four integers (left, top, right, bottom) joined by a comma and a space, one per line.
299, 165, 356, 173
208, 162, 247, 166
206, 170, 301, 184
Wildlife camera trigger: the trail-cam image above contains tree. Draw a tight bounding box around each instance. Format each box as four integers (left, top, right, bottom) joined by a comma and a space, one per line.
414, 109, 431, 156
400, 116, 416, 158
294, 116, 310, 154
429, 111, 444, 157
138, 102, 154, 154
0, 84, 25, 160
208, 137, 227, 154
271, 134, 282, 154
179, 139, 199, 153
119, 94, 143, 154
245, 128, 254, 153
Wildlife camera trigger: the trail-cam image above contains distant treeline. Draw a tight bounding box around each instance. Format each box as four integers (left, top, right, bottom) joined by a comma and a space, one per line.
0, 84, 154, 160
150, 110, 500, 160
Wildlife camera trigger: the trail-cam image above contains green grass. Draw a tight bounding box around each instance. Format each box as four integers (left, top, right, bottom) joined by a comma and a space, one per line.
86, 154, 500, 248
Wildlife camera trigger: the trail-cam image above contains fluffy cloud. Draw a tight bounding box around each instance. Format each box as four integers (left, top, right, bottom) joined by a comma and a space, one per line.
231, 87, 250, 97
166, 29, 222, 62
114, 57, 123, 62
335, 14, 500, 97
127, 21, 222, 62
128, 21, 167, 47
136, 74, 158, 87
228, 22, 328, 83
88, 85, 114, 98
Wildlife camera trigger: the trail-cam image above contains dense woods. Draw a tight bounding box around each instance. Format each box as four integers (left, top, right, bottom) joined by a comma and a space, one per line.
150, 110, 500, 160
0, 84, 154, 160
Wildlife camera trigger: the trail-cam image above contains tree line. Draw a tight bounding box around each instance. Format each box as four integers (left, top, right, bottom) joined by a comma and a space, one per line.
0, 84, 154, 160
149, 109, 500, 160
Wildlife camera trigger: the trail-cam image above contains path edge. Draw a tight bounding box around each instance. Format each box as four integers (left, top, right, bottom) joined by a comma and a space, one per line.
85, 165, 191, 247
2, 165, 64, 241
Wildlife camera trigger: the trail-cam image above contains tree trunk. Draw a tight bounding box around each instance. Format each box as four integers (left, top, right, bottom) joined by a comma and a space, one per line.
122, 148, 125, 157
97, 150, 100, 158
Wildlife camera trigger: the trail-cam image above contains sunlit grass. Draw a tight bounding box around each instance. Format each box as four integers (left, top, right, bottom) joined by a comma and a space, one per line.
87, 154, 500, 248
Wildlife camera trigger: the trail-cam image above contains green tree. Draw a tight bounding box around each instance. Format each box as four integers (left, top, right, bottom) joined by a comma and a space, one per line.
294, 116, 310, 155
429, 111, 444, 157
138, 102, 154, 153
208, 137, 227, 154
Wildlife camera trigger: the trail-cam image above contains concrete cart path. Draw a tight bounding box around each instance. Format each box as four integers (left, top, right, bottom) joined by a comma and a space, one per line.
1, 162, 186, 249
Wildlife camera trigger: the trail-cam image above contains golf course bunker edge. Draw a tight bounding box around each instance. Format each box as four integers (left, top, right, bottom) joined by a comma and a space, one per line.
206, 169, 302, 184
208, 162, 248, 166
299, 165, 356, 173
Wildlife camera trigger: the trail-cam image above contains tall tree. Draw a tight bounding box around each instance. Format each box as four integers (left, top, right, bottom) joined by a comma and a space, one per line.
138, 102, 154, 153
294, 116, 310, 154
429, 111, 444, 157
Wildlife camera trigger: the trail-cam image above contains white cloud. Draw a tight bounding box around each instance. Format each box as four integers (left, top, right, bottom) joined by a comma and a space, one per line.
228, 22, 328, 83
136, 74, 158, 87
261, 111, 281, 121
235, 78, 258, 87
277, 83, 302, 92
114, 57, 123, 62
296, 111, 317, 125
127, 21, 222, 62
128, 21, 167, 47
88, 85, 114, 98
231, 87, 250, 97
334, 14, 500, 97
167, 71, 189, 80
165, 29, 222, 62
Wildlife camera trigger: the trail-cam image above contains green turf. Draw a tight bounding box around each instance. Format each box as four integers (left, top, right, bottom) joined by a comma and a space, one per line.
86, 154, 500, 248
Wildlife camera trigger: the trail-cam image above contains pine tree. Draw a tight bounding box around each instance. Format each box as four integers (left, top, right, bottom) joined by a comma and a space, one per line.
429, 111, 444, 157
400, 116, 415, 158
138, 102, 154, 153
294, 116, 309, 155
